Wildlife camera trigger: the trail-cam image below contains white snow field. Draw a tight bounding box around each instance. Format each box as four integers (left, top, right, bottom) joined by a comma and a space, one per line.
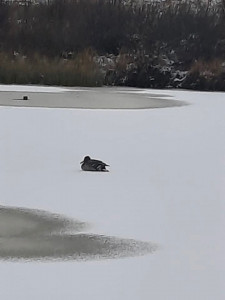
0, 86, 224, 299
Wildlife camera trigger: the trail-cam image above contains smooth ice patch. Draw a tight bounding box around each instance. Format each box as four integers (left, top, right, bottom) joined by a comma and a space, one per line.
0, 86, 186, 109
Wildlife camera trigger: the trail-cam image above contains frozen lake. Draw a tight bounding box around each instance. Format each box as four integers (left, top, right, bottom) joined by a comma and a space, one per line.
0, 85, 224, 300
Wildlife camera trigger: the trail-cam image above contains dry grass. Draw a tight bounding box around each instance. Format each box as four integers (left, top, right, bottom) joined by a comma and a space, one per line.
0, 49, 104, 86
189, 59, 224, 78
115, 52, 134, 72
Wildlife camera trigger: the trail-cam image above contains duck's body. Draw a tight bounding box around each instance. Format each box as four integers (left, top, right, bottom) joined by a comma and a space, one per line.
80, 156, 109, 172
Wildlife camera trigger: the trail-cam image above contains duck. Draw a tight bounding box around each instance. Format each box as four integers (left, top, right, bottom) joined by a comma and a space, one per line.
80, 156, 109, 172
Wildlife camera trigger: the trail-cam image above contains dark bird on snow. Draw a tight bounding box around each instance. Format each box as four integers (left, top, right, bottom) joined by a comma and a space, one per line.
80, 156, 109, 172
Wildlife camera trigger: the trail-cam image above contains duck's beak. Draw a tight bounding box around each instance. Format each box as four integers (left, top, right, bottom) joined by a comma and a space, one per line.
80, 160, 84, 164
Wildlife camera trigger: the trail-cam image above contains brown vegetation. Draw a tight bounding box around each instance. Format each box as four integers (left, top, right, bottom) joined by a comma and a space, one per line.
0, 50, 103, 86
0, 0, 224, 89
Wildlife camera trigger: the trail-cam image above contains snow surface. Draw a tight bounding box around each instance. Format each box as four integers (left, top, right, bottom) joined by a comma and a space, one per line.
0, 87, 224, 299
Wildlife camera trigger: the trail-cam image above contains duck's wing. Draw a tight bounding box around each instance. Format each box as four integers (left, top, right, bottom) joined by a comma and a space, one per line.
90, 160, 109, 170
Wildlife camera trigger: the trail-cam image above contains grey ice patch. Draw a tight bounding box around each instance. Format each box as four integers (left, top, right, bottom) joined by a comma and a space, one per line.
0, 206, 158, 262
0, 206, 87, 238
0, 87, 186, 109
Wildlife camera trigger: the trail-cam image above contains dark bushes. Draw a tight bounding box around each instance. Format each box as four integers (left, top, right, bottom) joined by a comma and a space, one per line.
0, 0, 224, 89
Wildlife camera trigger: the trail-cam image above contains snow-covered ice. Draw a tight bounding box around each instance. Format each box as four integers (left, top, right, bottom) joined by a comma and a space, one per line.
0, 86, 224, 299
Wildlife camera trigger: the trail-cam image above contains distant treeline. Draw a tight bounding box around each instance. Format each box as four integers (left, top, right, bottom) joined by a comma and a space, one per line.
0, 0, 224, 89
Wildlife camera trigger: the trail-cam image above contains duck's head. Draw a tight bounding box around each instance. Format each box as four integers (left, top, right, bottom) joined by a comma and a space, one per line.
80, 156, 91, 164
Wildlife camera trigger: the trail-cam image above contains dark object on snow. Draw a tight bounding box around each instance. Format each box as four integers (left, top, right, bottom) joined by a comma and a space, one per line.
80, 156, 109, 172
23, 96, 29, 100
